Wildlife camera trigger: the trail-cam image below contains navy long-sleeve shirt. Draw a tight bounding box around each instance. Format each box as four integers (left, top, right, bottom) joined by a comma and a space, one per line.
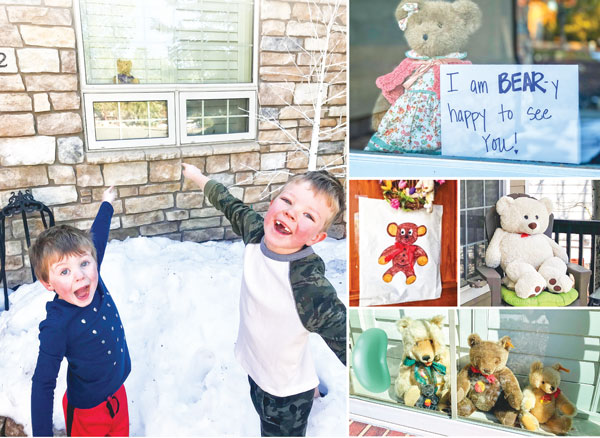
31, 202, 131, 436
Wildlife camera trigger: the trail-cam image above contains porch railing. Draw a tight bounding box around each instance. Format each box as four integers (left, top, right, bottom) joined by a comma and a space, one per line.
553, 219, 600, 305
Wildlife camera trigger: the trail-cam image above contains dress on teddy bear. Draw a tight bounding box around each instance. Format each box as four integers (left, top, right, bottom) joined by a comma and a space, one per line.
520, 361, 576, 435
365, 0, 481, 154
366, 50, 471, 154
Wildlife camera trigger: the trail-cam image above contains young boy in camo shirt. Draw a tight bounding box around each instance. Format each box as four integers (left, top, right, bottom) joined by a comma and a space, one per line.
182, 163, 346, 437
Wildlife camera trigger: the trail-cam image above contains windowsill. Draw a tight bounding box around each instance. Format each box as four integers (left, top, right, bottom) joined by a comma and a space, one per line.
349, 149, 600, 177
86, 140, 260, 163
350, 397, 600, 436
460, 284, 490, 306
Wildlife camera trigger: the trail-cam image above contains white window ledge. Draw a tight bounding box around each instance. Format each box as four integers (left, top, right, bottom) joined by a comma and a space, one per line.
86, 141, 260, 164
350, 398, 531, 436
460, 284, 490, 306
349, 151, 600, 177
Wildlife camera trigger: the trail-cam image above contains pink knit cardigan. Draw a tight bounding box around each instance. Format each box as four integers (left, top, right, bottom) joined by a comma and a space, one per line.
376, 57, 472, 104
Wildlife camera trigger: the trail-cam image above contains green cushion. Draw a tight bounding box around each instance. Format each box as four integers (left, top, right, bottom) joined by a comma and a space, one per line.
501, 286, 579, 307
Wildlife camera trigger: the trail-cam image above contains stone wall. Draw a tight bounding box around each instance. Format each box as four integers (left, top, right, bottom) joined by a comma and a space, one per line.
0, 0, 347, 288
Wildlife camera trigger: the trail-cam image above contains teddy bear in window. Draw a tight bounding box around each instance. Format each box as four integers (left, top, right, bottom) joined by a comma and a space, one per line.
113, 59, 139, 84
366, 0, 481, 154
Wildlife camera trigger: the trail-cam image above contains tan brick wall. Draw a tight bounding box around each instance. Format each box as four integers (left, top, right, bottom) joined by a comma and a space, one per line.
0, 0, 347, 287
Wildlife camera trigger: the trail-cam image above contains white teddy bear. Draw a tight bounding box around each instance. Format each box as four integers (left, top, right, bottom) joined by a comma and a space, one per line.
485, 195, 574, 299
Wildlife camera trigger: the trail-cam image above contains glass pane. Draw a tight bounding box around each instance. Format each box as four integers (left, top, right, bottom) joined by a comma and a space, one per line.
93, 100, 168, 141
229, 98, 249, 116
460, 211, 466, 246
484, 180, 500, 206
466, 210, 485, 244
466, 180, 484, 208
229, 117, 249, 133
349, 308, 452, 419
185, 98, 250, 136
80, 0, 254, 85
204, 100, 227, 117
204, 118, 227, 135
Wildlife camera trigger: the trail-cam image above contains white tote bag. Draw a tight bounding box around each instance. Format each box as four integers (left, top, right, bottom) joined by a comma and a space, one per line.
359, 197, 443, 306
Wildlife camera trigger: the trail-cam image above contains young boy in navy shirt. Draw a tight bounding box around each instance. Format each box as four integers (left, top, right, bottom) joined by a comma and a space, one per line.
30, 187, 131, 437
182, 164, 346, 437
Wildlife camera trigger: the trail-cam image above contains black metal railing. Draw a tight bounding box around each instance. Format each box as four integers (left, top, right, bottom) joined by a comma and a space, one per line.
1, 191, 54, 311
553, 219, 600, 306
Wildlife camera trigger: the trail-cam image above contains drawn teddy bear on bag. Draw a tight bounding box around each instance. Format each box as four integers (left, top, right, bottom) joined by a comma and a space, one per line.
378, 222, 428, 284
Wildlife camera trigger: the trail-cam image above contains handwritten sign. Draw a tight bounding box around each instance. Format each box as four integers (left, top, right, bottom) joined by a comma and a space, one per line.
0, 48, 17, 73
440, 65, 580, 164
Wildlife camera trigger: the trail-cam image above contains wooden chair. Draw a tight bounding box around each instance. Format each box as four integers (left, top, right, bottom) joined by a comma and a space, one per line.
476, 193, 591, 307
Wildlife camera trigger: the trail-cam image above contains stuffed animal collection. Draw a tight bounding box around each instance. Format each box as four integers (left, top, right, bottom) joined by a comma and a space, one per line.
393, 322, 578, 433
485, 195, 574, 299
366, 0, 481, 154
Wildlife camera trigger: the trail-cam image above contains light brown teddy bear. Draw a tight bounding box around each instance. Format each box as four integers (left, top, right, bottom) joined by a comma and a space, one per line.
457, 334, 522, 426
366, 0, 481, 154
520, 361, 576, 435
394, 315, 450, 409
113, 59, 140, 84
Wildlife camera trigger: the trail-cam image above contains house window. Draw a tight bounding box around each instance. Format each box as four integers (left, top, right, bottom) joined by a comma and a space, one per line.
350, 308, 600, 435
460, 180, 504, 288
76, 0, 256, 150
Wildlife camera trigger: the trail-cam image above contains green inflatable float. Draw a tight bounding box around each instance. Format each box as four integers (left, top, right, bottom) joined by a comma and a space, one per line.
352, 328, 390, 393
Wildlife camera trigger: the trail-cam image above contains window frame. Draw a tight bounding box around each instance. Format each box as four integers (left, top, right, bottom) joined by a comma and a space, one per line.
83, 92, 176, 150
179, 90, 257, 145
459, 180, 507, 288
73, 0, 259, 151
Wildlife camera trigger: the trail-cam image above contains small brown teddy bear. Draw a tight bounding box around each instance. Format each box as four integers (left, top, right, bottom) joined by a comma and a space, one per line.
366, 0, 481, 154
378, 222, 428, 284
113, 59, 140, 84
457, 334, 523, 426
520, 361, 576, 435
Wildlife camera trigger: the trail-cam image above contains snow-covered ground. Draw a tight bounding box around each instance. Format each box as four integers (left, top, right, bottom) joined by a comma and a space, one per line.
0, 236, 348, 436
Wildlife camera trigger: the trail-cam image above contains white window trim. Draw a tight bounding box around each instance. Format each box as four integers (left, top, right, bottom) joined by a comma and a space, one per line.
179, 90, 257, 144
73, 0, 259, 151
84, 92, 176, 150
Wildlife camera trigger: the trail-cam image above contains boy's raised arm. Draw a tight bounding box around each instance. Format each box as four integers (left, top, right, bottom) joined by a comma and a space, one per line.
182, 163, 264, 244
90, 187, 116, 267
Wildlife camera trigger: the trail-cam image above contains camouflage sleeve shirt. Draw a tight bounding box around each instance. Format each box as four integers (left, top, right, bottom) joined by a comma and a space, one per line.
204, 180, 346, 396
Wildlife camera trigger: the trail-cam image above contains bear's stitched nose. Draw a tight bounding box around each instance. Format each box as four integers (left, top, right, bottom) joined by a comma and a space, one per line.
423, 34, 428, 41
422, 355, 431, 362
550, 386, 555, 391
528, 222, 537, 230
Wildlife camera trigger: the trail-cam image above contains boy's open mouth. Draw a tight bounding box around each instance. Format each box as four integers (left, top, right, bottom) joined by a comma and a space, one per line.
74, 285, 90, 301
274, 220, 292, 235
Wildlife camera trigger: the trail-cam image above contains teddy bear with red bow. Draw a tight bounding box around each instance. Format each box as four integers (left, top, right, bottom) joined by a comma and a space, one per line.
366, 0, 481, 154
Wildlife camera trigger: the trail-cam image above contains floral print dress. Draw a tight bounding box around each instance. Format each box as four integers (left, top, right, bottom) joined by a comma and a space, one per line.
366, 52, 467, 155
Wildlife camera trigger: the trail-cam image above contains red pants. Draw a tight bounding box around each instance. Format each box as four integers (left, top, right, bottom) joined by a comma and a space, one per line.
62, 385, 129, 437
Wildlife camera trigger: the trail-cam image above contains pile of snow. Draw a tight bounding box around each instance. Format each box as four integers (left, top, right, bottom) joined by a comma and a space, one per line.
0, 237, 348, 436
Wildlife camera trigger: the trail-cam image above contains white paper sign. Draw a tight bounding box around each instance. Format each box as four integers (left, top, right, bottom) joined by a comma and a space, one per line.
359, 197, 442, 307
440, 64, 580, 164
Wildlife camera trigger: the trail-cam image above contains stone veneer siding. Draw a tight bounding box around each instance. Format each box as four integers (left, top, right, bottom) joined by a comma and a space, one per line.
0, 0, 347, 287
